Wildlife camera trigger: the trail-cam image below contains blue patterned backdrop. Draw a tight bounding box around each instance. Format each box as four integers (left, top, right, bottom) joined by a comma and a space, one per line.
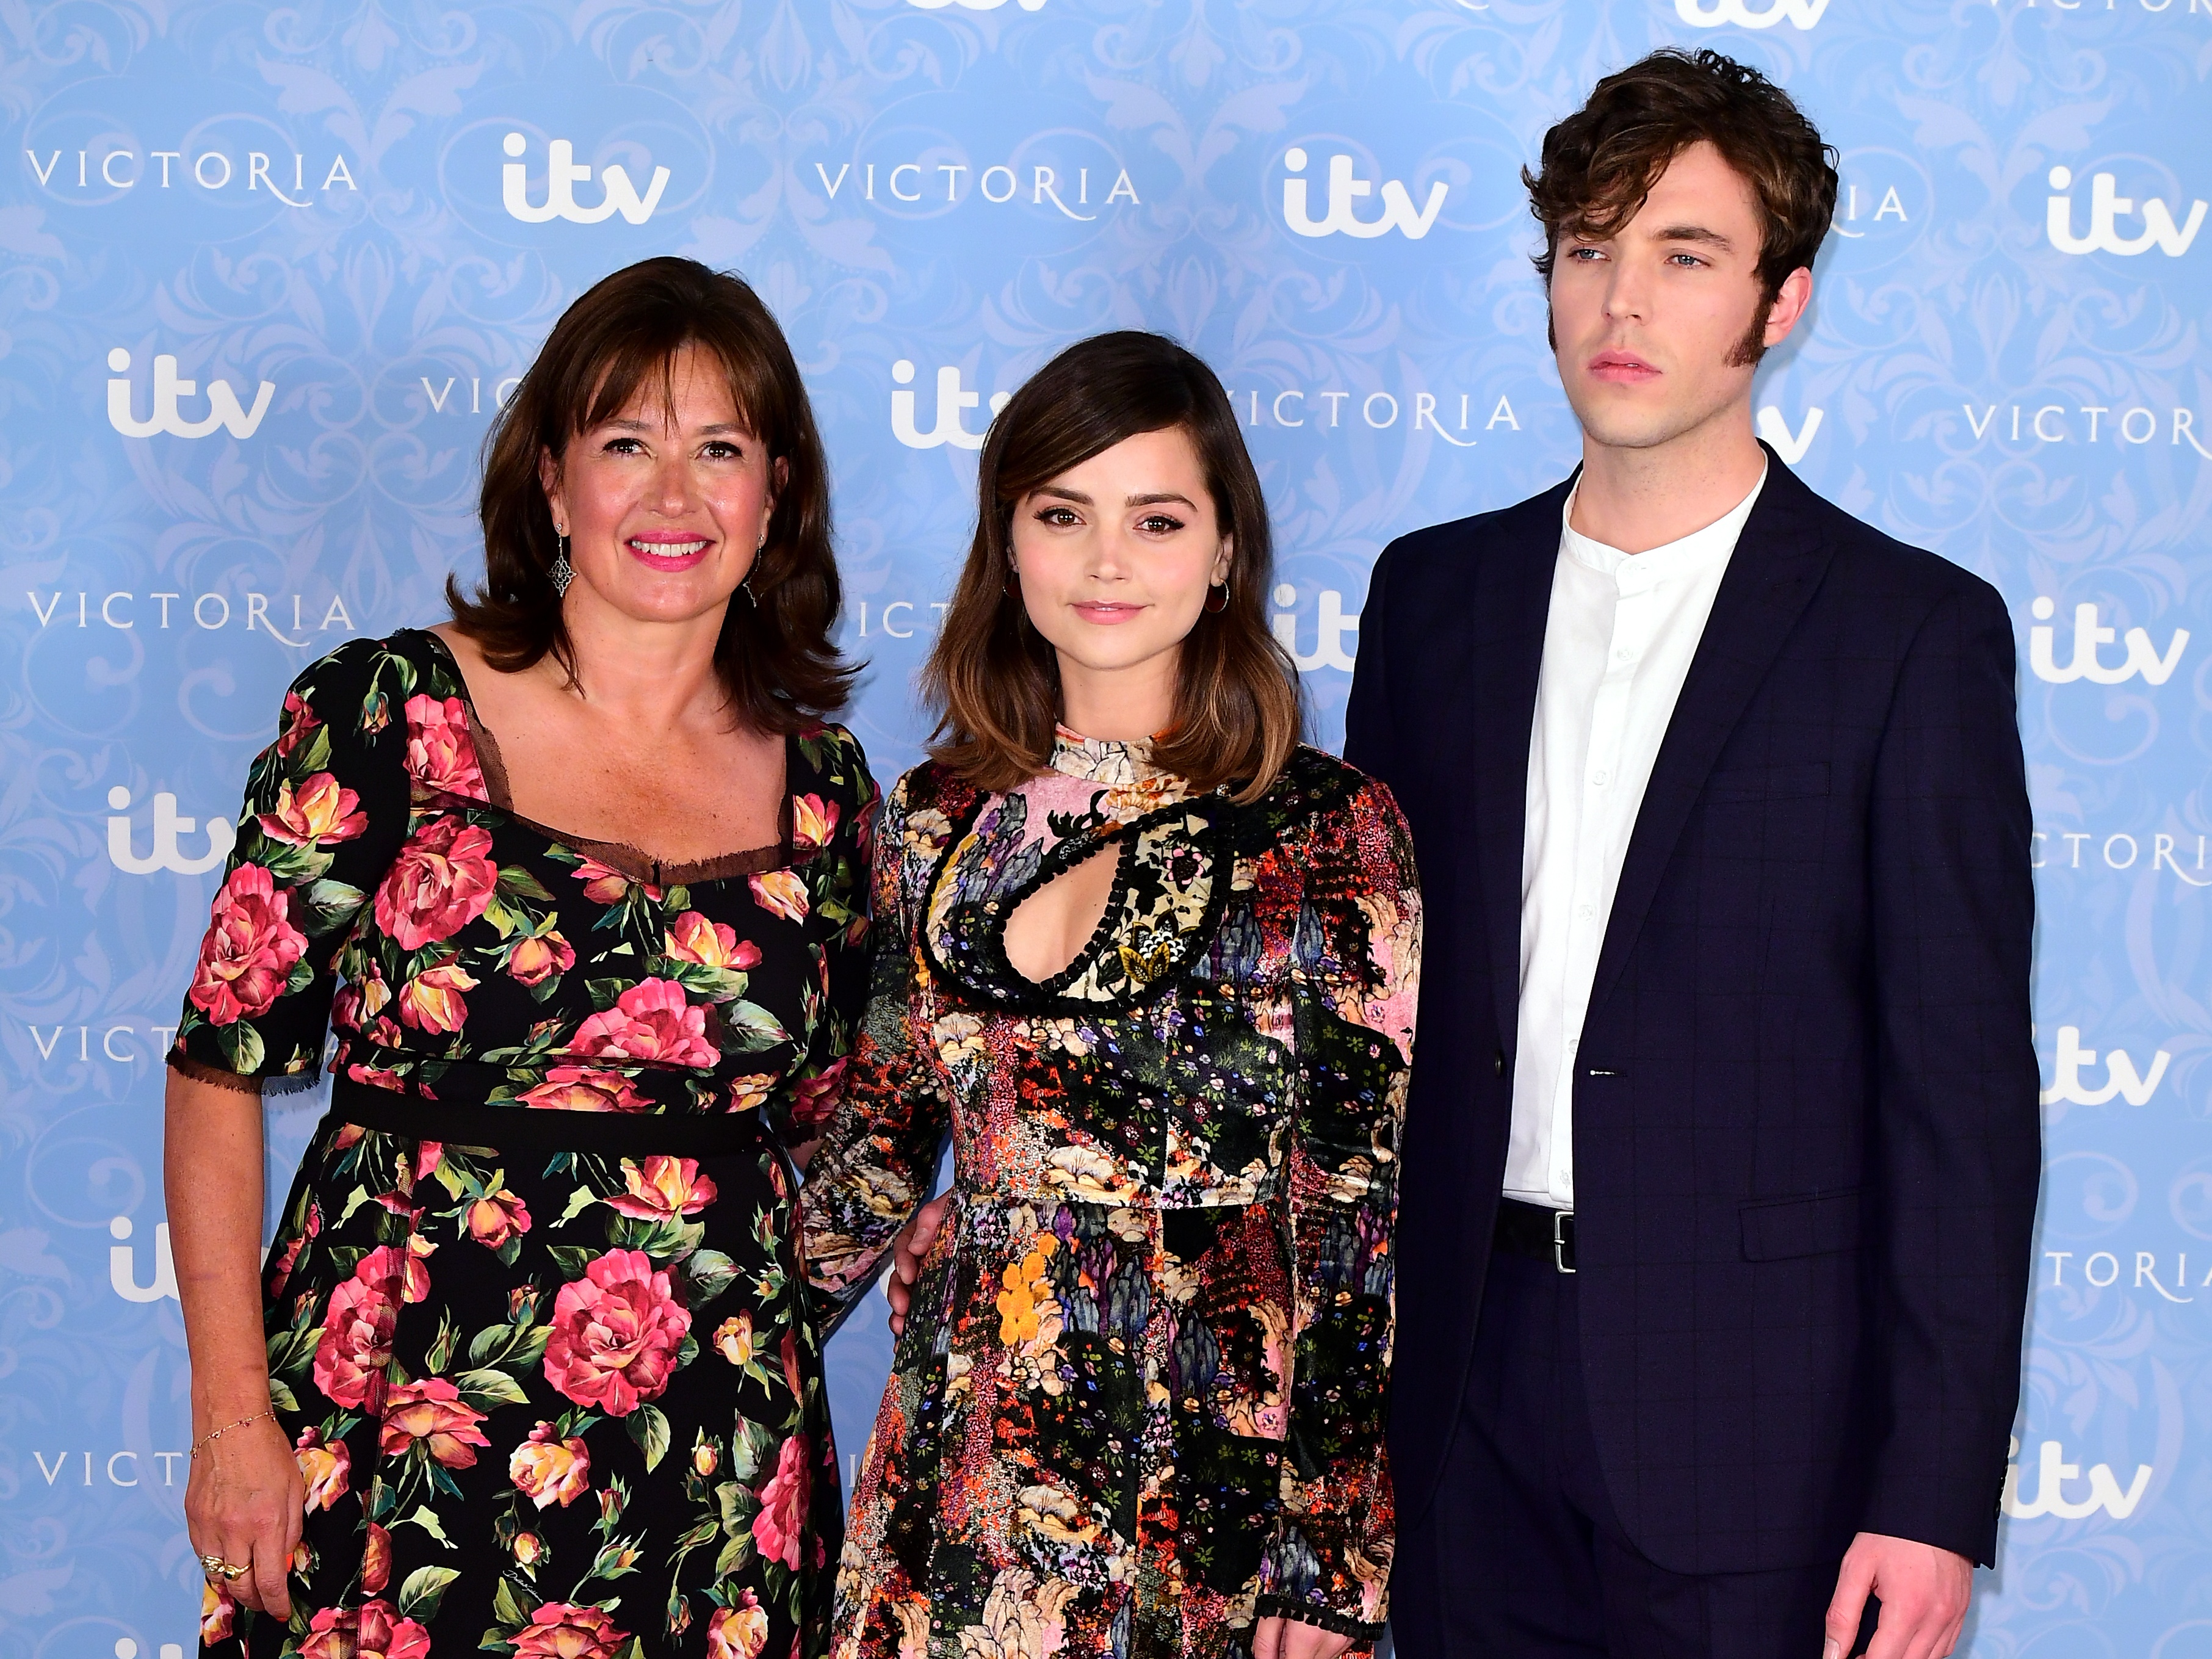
4, 0, 2210, 1651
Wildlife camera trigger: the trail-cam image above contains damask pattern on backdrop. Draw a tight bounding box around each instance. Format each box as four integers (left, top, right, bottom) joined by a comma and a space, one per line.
2, 1, 2207, 1654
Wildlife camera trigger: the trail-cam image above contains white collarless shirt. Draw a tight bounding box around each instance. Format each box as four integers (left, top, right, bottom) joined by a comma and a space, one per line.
1506, 466, 1768, 1209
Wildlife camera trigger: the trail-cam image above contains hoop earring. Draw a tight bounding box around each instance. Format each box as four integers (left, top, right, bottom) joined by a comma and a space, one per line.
1004, 568, 1022, 601
1203, 578, 1229, 615
550, 533, 574, 598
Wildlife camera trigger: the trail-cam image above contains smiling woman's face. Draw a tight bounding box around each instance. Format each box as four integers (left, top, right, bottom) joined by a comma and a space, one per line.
540, 342, 776, 627
1009, 425, 1232, 718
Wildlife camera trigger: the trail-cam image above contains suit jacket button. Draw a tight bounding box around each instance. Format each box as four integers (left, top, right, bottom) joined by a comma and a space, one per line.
1493, 1050, 1505, 1076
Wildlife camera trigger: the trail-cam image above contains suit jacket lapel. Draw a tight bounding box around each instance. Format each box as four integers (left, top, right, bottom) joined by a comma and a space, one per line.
1469, 475, 1574, 1069
1583, 454, 1837, 1032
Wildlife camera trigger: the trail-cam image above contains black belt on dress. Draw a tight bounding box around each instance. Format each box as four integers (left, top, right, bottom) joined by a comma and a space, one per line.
329, 1075, 765, 1158
1495, 1196, 1577, 1273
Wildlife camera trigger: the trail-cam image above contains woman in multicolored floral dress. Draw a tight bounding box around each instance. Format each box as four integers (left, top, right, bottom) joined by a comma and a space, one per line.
165, 259, 871, 1657
802, 334, 1421, 1659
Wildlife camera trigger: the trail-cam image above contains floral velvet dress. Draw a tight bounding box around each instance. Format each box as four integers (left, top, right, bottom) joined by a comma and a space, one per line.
170, 629, 874, 1659
801, 734, 1420, 1658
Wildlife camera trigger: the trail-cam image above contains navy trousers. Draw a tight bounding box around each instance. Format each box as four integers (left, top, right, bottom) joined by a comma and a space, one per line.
1389, 1251, 1879, 1658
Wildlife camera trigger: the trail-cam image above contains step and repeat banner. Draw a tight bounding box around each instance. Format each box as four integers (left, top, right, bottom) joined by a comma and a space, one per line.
3, 0, 2208, 1652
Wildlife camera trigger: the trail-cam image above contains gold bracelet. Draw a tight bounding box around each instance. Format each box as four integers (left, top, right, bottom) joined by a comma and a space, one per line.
190, 1407, 275, 1458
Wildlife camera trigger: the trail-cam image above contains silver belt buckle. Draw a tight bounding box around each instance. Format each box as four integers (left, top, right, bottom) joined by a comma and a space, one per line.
1552, 1209, 1577, 1274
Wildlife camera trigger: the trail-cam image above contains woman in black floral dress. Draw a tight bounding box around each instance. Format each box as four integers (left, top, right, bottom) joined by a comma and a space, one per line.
165, 259, 870, 1658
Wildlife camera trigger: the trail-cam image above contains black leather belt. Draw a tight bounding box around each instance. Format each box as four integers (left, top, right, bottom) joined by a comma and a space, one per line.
1495, 1196, 1576, 1273
329, 1076, 765, 1158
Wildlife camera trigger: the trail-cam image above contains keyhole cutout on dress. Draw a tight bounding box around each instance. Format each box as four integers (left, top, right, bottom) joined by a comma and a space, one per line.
1003, 840, 1123, 985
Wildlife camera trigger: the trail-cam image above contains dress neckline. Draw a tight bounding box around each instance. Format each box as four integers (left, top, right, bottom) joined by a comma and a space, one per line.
411, 628, 792, 887
1047, 724, 1173, 789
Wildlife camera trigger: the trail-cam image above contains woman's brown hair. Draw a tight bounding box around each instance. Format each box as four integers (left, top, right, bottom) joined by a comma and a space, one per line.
449, 256, 853, 728
924, 331, 1299, 804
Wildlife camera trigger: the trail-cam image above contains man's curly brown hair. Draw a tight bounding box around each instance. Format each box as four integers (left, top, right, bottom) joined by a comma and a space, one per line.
1524, 48, 1838, 364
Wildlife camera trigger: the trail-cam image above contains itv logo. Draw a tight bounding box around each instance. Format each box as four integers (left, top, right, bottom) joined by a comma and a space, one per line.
1272, 586, 1359, 673
2040, 1025, 2170, 1107
891, 361, 1012, 451
109, 1215, 178, 1304
106, 786, 234, 876
501, 132, 668, 225
1281, 150, 1447, 241
106, 349, 273, 439
2046, 166, 2205, 258
1754, 405, 1823, 464
2001, 1436, 2153, 1521
2028, 598, 2188, 685
1674, 0, 1829, 27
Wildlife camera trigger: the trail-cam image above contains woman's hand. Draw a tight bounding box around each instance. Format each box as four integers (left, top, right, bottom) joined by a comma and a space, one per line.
884, 1190, 953, 1337
165, 1071, 299, 1613
184, 1414, 303, 1617
1252, 1616, 1357, 1659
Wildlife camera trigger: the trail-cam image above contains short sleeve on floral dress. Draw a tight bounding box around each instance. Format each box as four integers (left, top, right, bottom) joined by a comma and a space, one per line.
801, 732, 1420, 1658
169, 630, 877, 1658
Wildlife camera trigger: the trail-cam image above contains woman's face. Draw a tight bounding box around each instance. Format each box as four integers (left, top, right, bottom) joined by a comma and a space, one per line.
540, 343, 776, 628
1010, 425, 1232, 698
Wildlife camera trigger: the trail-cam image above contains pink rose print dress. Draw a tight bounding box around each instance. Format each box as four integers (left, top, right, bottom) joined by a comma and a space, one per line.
170, 631, 874, 1658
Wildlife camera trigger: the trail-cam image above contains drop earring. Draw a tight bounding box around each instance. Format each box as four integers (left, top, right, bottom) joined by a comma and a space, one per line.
550, 533, 574, 597
739, 530, 765, 608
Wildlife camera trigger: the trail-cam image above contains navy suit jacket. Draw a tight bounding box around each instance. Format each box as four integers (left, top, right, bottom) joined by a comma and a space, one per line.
1345, 452, 2040, 1575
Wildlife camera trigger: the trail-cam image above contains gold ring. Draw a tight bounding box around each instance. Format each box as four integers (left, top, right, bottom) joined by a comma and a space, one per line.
199, 1553, 248, 1582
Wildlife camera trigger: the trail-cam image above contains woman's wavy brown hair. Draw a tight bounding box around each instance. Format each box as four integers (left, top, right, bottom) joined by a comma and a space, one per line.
924, 331, 1299, 804
449, 256, 852, 728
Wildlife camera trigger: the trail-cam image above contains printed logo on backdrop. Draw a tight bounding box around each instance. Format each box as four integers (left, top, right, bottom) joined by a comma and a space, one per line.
502, 132, 668, 225
811, 155, 1137, 222
2047, 167, 2205, 258
1828, 159, 1924, 249
2040, 1027, 2171, 1107
24, 145, 356, 204
1673, 0, 1829, 29
2028, 599, 2188, 685
1273, 588, 1360, 673
32, 1458, 188, 1492
891, 363, 1012, 451
106, 349, 273, 440
2047, 1248, 2212, 1298
1220, 380, 1521, 450
1755, 407, 1823, 464
1832, 183, 1912, 240
1993, 0, 2212, 15
1958, 401, 2212, 457
29, 589, 354, 643
2033, 825, 2210, 884
106, 787, 234, 876
1281, 149, 1447, 240
108, 1215, 178, 1303
2003, 1437, 2154, 1521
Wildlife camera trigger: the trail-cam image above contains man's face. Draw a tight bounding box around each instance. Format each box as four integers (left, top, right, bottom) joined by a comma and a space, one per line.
1549, 140, 1810, 455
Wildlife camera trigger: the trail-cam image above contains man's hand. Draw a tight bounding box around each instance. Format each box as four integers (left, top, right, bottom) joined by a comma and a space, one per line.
1251, 1616, 1355, 1659
1825, 1532, 1973, 1659
885, 1190, 952, 1337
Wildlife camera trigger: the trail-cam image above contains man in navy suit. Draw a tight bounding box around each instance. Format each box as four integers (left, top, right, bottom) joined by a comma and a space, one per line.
1346, 49, 2040, 1659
